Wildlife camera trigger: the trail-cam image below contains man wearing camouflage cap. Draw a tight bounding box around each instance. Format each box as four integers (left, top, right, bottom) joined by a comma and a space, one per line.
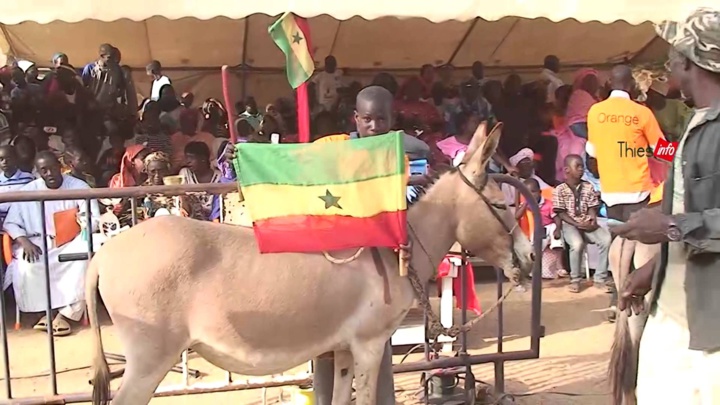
611, 8, 720, 404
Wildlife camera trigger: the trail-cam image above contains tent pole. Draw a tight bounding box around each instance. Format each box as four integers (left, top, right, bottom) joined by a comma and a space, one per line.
447, 18, 479, 65
240, 15, 251, 101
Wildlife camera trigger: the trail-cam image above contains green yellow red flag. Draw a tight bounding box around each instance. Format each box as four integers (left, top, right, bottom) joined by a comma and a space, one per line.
233, 132, 407, 253
268, 12, 315, 89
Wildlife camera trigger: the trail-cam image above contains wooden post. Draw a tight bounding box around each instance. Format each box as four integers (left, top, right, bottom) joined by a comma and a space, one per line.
399, 252, 408, 277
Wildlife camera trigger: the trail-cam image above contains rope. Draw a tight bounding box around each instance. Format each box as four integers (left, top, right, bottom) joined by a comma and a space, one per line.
323, 248, 365, 264
407, 265, 515, 339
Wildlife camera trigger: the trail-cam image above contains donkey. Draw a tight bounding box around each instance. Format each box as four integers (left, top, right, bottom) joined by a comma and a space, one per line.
86, 122, 535, 405
608, 238, 660, 405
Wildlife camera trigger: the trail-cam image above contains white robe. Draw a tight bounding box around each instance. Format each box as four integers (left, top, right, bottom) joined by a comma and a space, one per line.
2, 175, 100, 316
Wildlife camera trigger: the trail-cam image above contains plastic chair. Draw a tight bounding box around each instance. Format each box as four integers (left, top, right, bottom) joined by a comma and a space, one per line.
583, 250, 591, 280
2, 234, 21, 330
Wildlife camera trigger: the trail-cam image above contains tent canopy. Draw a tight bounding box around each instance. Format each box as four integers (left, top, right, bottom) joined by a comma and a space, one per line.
1, 15, 665, 70
0, 0, 712, 25
0, 1, 711, 103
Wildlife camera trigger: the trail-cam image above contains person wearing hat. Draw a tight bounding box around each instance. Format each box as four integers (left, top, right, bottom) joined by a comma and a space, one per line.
51, 53, 68, 68
645, 77, 693, 142
611, 8, 720, 404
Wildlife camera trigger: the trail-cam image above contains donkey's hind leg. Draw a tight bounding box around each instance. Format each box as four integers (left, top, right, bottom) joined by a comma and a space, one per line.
112, 324, 189, 405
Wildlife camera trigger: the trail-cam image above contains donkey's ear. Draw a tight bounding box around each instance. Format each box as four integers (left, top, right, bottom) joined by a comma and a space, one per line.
460, 121, 487, 165
463, 122, 503, 174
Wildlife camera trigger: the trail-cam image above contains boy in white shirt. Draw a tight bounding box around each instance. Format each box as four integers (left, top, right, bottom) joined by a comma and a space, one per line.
311, 56, 344, 112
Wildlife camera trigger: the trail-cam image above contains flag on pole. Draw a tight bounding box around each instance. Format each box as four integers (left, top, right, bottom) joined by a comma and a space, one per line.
234, 132, 407, 253
268, 12, 315, 89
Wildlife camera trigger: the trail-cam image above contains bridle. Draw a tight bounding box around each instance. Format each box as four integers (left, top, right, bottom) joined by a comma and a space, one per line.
403, 164, 524, 339
408, 164, 521, 267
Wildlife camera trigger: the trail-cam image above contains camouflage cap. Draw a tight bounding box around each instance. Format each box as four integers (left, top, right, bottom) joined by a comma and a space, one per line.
655, 8, 720, 73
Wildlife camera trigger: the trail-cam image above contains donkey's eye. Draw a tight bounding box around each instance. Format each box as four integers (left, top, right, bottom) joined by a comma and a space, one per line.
490, 203, 507, 210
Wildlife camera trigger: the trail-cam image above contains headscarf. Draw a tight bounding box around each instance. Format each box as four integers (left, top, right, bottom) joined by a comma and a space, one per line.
109, 145, 147, 188
566, 68, 599, 126
144, 151, 171, 169
509, 148, 535, 167
52, 53, 67, 64
572, 68, 598, 90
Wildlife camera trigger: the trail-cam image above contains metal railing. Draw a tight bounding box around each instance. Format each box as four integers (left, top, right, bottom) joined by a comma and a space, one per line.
0, 175, 542, 404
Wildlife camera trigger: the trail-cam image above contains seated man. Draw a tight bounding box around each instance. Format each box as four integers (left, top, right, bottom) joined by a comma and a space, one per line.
0, 145, 34, 227
3, 151, 100, 336
552, 154, 611, 293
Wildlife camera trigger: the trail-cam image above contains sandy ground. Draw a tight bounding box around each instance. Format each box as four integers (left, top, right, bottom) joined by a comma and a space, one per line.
0, 278, 615, 404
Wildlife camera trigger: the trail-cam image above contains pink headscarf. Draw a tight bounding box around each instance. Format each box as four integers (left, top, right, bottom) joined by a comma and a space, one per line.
573, 68, 599, 90
109, 145, 147, 188
566, 68, 599, 126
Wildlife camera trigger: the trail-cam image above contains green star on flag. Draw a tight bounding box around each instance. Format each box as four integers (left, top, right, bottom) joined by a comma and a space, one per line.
292, 32, 303, 44
319, 190, 342, 209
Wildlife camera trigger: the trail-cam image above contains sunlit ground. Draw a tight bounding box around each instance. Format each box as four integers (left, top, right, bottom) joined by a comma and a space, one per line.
0, 278, 614, 404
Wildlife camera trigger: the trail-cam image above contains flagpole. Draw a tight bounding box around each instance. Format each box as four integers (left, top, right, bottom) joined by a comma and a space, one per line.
294, 15, 313, 144
296, 82, 310, 143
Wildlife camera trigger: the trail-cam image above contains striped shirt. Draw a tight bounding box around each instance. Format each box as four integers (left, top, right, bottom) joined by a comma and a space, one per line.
135, 132, 173, 157
0, 170, 35, 224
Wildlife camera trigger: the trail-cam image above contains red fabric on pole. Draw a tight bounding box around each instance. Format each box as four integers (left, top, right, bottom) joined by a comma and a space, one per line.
220, 65, 238, 144
296, 83, 310, 143
295, 15, 313, 143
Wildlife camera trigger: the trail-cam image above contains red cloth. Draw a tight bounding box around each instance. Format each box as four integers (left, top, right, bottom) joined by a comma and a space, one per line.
436, 255, 482, 316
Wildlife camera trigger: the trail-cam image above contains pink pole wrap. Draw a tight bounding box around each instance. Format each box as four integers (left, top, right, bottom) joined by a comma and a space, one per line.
295, 15, 313, 144
221, 65, 238, 144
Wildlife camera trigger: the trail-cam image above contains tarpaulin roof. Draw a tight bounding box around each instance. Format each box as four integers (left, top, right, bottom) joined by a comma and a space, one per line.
0, 0, 714, 25
0, 1, 713, 104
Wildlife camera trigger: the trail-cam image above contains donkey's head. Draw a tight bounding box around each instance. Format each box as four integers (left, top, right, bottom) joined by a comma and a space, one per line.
425, 122, 535, 282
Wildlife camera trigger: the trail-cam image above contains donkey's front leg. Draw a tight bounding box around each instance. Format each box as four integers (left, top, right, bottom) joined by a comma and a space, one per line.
331, 350, 354, 405
352, 338, 392, 405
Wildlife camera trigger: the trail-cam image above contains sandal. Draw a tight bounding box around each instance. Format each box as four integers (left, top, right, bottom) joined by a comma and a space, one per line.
568, 282, 581, 293
51, 316, 72, 337
557, 269, 569, 278
33, 315, 49, 331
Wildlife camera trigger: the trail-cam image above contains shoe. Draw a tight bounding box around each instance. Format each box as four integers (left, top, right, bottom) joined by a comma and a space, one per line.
594, 281, 614, 293
568, 282, 581, 293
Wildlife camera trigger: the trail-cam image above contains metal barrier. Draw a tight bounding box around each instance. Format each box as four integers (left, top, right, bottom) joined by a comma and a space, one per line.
0, 176, 542, 404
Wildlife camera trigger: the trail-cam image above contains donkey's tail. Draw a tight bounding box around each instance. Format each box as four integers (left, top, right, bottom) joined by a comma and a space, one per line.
608, 309, 638, 405
87, 258, 111, 405
607, 237, 642, 405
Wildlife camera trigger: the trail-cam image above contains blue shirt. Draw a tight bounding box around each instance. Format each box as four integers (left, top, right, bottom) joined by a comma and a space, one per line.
81, 62, 96, 86
0, 170, 35, 225
581, 172, 607, 217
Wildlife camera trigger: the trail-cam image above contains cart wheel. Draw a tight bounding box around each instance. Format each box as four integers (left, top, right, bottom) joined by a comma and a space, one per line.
464, 370, 476, 404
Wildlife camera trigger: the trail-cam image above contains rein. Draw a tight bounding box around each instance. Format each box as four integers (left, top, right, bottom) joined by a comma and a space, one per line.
406, 165, 519, 339
320, 165, 522, 339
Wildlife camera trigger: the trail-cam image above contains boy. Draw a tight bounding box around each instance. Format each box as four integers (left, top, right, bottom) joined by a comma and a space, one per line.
517, 178, 566, 279
553, 154, 612, 293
